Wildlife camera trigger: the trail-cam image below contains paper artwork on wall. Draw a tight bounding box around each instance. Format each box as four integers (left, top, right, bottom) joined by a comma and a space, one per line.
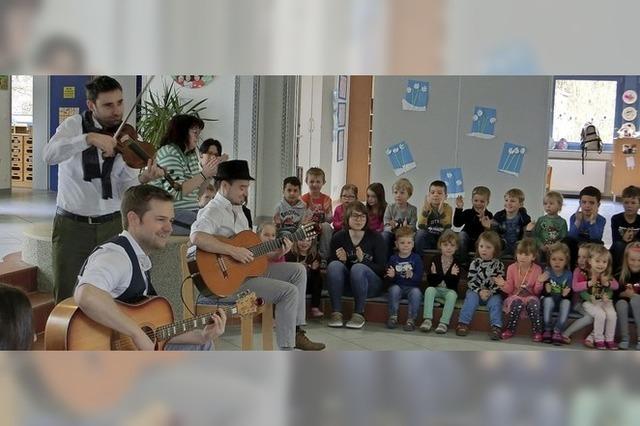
626, 155, 636, 170
440, 168, 464, 196
622, 106, 637, 122
623, 90, 638, 105
336, 129, 344, 162
338, 76, 348, 100
468, 106, 497, 139
386, 142, 416, 176
498, 142, 526, 176
337, 102, 346, 127
402, 80, 429, 111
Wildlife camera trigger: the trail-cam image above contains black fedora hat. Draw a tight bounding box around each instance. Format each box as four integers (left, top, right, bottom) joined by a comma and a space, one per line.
214, 160, 255, 181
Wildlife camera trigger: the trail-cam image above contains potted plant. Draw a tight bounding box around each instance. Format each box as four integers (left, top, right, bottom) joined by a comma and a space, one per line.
138, 80, 216, 148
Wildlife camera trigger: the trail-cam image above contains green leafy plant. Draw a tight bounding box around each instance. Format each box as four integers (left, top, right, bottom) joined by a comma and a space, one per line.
138, 81, 216, 148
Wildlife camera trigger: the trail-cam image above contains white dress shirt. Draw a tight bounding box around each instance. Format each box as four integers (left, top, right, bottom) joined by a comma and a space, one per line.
43, 114, 140, 216
190, 192, 249, 238
75, 231, 152, 299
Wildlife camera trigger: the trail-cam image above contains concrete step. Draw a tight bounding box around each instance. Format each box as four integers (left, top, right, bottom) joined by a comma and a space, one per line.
0, 251, 54, 335
0, 251, 39, 293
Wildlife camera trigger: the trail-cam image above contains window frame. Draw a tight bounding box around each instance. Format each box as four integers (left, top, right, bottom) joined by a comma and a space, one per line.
550, 75, 626, 153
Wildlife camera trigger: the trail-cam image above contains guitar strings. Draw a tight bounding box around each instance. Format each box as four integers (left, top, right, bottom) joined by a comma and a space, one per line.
111, 304, 239, 348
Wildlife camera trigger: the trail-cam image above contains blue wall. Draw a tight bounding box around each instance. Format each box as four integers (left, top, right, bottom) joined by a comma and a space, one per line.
48, 76, 90, 191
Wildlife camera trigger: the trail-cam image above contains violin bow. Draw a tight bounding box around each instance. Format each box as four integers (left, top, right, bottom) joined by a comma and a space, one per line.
113, 75, 155, 141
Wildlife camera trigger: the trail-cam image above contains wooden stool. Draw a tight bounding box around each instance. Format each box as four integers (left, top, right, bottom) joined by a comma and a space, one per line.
179, 244, 273, 350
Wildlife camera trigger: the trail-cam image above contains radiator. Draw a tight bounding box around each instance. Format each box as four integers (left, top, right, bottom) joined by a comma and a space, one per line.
548, 159, 607, 193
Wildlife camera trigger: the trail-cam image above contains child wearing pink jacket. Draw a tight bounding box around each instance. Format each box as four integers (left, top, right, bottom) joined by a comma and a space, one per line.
495, 238, 544, 341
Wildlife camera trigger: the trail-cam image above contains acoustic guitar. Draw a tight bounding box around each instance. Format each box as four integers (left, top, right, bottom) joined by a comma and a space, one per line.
187, 223, 317, 297
44, 291, 260, 351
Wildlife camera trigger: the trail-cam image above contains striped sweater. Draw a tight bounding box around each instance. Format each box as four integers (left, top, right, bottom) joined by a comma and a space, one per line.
152, 143, 201, 210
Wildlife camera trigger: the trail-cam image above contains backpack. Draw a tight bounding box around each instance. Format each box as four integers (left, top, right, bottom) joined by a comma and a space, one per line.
580, 122, 603, 174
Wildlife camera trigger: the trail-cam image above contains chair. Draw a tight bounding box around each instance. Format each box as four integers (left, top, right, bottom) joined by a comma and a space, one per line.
179, 244, 274, 350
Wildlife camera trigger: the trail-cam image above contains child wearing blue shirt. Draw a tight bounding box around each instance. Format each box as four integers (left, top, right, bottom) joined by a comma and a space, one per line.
386, 226, 424, 331
566, 186, 606, 268
540, 242, 573, 345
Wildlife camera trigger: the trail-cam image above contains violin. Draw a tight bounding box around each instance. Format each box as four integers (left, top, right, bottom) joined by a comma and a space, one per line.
104, 123, 182, 191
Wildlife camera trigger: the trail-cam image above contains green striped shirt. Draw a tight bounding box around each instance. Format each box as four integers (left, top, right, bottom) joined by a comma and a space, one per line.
153, 143, 202, 210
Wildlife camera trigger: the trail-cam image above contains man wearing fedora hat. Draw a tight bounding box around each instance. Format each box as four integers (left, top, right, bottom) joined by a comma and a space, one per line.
190, 160, 325, 350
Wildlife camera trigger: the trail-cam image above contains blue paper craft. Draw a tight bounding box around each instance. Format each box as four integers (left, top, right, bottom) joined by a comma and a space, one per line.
402, 80, 429, 111
468, 106, 497, 139
498, 142, 526, 176
386, 142, 417, 176
440, 168, 464, 196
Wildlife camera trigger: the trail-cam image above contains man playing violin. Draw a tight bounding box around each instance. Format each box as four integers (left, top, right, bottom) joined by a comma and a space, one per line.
44, 76, 164, 303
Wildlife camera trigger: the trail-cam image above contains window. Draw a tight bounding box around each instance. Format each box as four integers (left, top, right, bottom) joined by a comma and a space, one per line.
11, 75, 33, 125
551, 78, 618, 151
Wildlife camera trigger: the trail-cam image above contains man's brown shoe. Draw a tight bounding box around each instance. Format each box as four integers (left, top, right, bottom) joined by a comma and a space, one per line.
295, 329, 326, 351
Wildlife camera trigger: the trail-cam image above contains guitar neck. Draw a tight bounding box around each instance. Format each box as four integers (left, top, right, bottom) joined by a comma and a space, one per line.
154, 305, 237, 342
248, 230, 305, 257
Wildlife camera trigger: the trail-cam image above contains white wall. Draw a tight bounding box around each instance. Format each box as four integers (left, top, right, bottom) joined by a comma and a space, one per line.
0, 82, 11, 189
297, 76, 336, 195
371, 76, 552, 219
330, 76, 348, 200
31, 76, 48, 190
145, 75, 236, 152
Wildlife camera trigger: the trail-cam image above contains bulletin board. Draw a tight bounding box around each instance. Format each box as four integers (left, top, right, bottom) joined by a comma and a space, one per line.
611, 138, 640, 197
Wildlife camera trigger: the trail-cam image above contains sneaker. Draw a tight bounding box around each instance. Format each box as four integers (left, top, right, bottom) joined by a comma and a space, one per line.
490, 326, 502, 341
420, 319, 433, 333
500, 330, 514, 340
605, 341, 618, 350
542, 330, 553, 344
455, 323, 469, 336
386, 316, 398, 329
618, 339, 629, 350
310, 307, 324, 318
583, 338, 595, 349
595, 340, 606, 350
435, 323, 449, 334
559, 334, 571, 345
552, 332, 564, 346
295, 329, 326, 351
328, 312, 344, 328
532, 333, 543, 343
346, 313, 366, 329
403, 319, 416, 332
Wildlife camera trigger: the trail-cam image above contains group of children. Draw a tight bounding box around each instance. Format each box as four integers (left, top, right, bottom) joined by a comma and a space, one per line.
224, 164, 640, 349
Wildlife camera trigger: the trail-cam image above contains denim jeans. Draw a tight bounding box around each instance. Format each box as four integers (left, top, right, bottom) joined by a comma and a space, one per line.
198, 262, 306, 350
542, 295, 571, 333
457, 230, 473, 264
458, 289, 503, 328
318, 222, 333, 261
382, 230, 396, 255
326, 261, 384, 314
387, 284, 423, 319
562, 302, 593, 337
424, 286, 458, 325
415, 229, 439, 255
616, 295, 640, 342
610, 240, 628, 273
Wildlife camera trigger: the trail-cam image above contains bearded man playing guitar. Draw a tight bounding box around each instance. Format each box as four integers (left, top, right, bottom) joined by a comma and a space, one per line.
44, 76, 165, 303
190, 160, 325, 351
72, 185, 226, 350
